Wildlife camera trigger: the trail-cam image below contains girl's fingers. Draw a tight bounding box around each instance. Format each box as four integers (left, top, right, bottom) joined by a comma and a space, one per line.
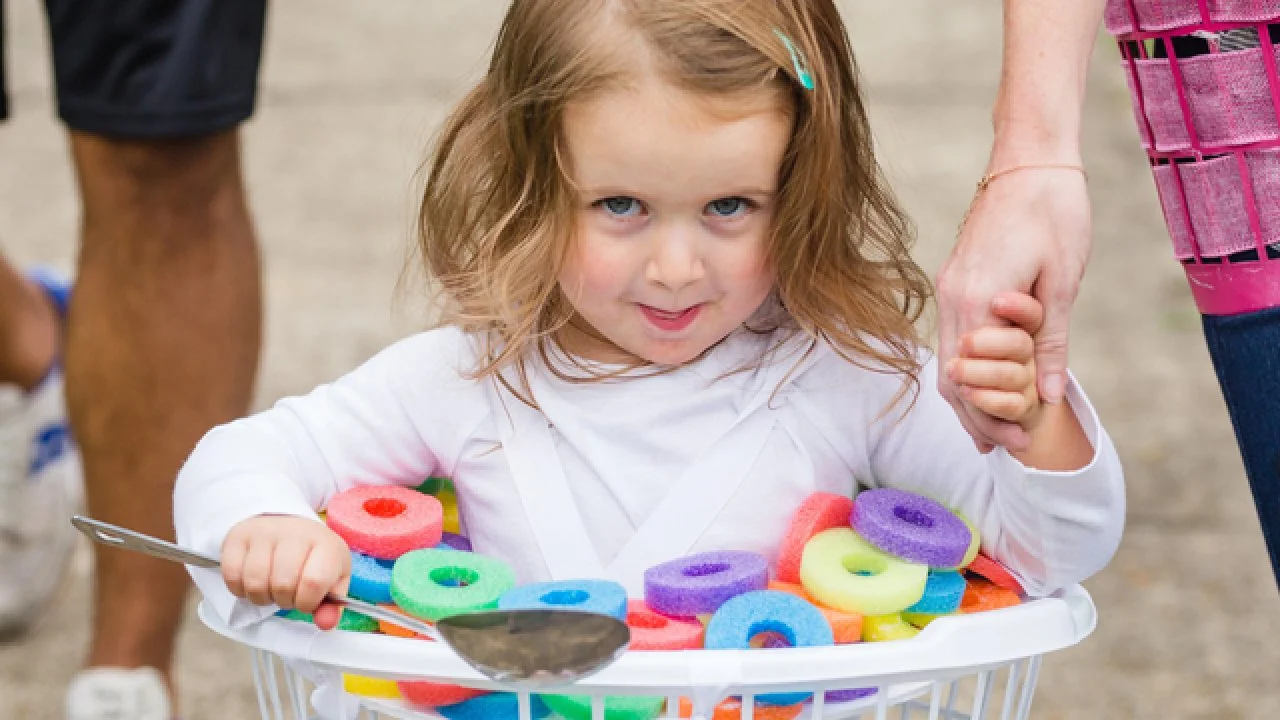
241, 539, 277, 607
269, 540, 311, 610
221, 535, 250, 599
991, 292, 1044, 335
948, 358, 1033, 393
313, 602, 343, 632
295, 544, 344, 614
961, 386, 1034, 423
959, 327, 1034, 362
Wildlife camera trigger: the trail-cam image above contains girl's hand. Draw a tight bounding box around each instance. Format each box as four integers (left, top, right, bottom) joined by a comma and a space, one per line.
945, 292, 1046, 434
221, 515, 352, 618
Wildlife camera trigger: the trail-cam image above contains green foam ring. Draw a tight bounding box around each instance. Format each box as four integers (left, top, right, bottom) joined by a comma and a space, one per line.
953, 511, 981, 569
541, 694, 665, 720
391, 549, 516, 622
280, 608, 378, 633
799, 527, 928, 617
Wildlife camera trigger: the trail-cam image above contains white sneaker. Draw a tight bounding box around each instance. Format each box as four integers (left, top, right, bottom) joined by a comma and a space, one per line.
0, 270, 81, 637
66, 667, 172, 720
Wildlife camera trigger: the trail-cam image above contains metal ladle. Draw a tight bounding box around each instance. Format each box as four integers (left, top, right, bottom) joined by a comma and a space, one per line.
71, 515, 630, 688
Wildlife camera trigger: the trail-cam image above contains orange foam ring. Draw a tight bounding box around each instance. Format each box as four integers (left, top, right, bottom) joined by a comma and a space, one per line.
678, 697, 805, 720
767, 581, 863, 644
960, 576, 1021, 614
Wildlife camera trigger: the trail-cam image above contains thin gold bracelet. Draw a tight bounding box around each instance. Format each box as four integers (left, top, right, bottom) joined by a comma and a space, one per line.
958, 164, 1087, 237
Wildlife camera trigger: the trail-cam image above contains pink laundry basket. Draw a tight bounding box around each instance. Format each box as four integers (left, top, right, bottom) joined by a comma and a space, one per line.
1109, 0, 1280, 315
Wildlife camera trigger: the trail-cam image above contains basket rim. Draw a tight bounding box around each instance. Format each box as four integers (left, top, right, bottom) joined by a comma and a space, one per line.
198, 585, 1095, 694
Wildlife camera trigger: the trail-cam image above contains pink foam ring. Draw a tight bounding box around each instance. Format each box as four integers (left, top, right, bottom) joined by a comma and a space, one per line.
1181, 155, 1257, 258
625, 599, 704, 650
397, 681, 489, 708
1152, 164, 1197, 260
850, 489, 970, 568
326, 485, 443, 560
966, 553, 1025, 596
1181, 49, 1280, 148
776, 493, 855, 584
1135, 58, 1193, 152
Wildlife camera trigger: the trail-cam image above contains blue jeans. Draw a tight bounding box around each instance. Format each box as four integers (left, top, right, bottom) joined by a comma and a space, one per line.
1202, 307, 1280, 589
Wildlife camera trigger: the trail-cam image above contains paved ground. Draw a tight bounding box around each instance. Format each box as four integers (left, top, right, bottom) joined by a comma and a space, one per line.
2, 2, 1279, 718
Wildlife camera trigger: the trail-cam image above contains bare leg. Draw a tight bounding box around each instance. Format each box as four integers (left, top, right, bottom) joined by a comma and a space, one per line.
0, 255, 58, 391
64, 130, 261, 693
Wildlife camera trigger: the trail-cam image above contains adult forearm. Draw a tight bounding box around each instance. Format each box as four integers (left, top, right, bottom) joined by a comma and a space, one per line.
991, 0, 1108, 167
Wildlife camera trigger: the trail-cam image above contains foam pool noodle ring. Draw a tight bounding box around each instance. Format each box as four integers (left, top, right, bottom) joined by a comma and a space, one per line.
391, 549, 516, 622
348, 551, 395, 604
498, 579, 628, 621
766, 581, 862, 644
541, 694, 665, 720
376, 604, 431, 639
960, 576, 1021, 614
904, 569, 966, 615
952, 512, 981, 569
277, 607, 378, 633
705, 590, 834, 705
326, 485, 443, 559
861, 613, 919, 643
678, 697, 805, 720
415, 477, 447, 495
799, 528, 927, 616
776, 492, 854, 584
439, 532, 472, 552
643, 551, 768, 618
966, 553, 1025, 595
900, 611, 947, 628
850, 488, 972, 567
625, 600, 703, 650
821, 688, 878, 704
342, 674, 401, 699
397, 681, 489, 708
437, 693, 552, 720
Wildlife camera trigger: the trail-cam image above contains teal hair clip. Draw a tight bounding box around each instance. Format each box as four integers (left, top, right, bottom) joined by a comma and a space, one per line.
774, 29, 815, 91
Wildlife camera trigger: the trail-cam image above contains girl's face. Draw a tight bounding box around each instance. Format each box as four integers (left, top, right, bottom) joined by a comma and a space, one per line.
557, 76, 792, 366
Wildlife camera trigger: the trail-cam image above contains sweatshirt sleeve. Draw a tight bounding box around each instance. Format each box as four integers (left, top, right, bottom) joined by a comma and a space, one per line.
173, 327, 487, 626
798, 350, 1126, 597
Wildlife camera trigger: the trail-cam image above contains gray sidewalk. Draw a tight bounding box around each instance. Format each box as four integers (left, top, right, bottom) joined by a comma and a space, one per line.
2, 2, 1278, 718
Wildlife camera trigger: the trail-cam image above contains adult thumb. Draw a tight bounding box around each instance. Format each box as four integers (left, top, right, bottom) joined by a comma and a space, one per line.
1035, 295, 1073, 405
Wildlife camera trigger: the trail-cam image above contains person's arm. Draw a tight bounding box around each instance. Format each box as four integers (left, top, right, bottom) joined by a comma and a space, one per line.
173, 328, 484, 625
935, 0, 1107, 454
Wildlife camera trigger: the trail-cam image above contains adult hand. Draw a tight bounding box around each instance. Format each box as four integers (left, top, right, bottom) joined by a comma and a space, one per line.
935, 167, 1091, 453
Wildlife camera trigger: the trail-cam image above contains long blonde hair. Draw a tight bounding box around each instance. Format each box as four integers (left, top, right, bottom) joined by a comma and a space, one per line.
418, 0, 931, 392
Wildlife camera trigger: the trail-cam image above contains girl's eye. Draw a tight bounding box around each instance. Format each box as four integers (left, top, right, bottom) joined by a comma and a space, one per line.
598, 196, 642, 217
707, 197, 750, 218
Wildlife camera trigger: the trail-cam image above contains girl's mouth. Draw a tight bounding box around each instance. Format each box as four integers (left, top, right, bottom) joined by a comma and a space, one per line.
639, 304, 702, 332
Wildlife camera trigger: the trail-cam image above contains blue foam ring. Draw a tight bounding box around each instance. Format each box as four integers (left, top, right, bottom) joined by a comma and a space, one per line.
437, 693, 551, 720
348, 551, 395, 604
905, 569, 966, 615
498, 579, 628, 622
704, 590, 834, 705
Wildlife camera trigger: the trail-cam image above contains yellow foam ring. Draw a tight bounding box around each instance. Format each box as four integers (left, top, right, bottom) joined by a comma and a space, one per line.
317, 511, 326, 522
696, 613, 712, 627
342, 674, 402, 699
952, 512, 981, 569
800, 528, 928, 616
435, 487, 460, 535
862, 614, 920, 643
900, 611, 947, 629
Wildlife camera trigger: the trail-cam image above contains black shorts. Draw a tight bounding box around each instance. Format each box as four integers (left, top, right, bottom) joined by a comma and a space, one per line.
0, 0, 267, 139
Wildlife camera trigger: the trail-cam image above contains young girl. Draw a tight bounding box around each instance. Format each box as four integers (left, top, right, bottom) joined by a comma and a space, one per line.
175, 0, 1124, 627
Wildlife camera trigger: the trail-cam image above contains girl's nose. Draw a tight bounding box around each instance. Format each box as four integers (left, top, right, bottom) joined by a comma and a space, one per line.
645, 225, 706, 292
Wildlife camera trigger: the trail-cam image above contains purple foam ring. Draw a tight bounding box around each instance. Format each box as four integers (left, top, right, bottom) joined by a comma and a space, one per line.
643, 551, 769, 617
440, 532, 472, 552
850, 489, 971, 567
822, 688, 877, 704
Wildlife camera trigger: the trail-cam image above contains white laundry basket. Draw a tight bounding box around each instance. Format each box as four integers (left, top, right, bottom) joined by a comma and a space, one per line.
199, 583, 1096, 720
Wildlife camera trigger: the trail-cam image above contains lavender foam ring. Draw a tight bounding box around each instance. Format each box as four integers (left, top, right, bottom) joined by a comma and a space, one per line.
850, 489, 971, 567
